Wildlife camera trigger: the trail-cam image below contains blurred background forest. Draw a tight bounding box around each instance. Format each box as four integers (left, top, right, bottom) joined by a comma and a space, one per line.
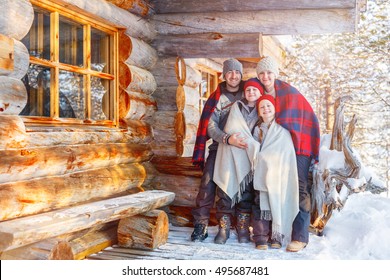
280, 0, 389, 192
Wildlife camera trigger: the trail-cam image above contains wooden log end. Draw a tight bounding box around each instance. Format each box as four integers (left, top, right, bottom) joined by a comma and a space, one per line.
117, 210, 169, 249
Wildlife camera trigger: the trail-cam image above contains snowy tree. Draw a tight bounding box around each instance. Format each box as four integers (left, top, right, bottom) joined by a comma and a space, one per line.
283, 0, 390, 190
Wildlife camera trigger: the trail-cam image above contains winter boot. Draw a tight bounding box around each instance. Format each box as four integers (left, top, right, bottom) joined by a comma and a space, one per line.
214, 215, 231, 244
236, 213, 251, 243
191, 222, 208, 242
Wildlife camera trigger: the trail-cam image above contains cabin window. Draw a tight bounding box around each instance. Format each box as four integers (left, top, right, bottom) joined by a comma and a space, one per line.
198, 70, 218, 114
20, 0, 119, 127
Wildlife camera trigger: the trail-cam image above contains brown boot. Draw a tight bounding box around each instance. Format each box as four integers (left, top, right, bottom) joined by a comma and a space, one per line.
214, 215, 231, 244
236, 213, 251, 243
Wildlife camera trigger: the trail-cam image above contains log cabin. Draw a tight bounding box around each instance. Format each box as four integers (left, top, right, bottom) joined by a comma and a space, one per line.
0, 0, 372, 260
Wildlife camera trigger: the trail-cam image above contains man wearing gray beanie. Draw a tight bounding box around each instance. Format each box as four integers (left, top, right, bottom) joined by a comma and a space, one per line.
254, 56, 320, 252
192, 58, 251, 244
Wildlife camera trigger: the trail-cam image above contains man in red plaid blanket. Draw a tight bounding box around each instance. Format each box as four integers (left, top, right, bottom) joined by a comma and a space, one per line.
255, 56, 321, 252
191, 58, 250, 244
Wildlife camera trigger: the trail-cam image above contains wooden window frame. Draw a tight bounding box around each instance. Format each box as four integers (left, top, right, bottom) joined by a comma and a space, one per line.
198, 67, 219, 114
22, 0, 120, 128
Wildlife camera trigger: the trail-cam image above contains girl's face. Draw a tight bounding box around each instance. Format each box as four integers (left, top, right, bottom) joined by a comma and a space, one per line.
258, 99, 275, 122
244, 86, 261, 106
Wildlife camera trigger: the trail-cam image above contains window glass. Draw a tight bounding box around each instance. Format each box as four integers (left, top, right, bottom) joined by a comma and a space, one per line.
59, 16, 84, 66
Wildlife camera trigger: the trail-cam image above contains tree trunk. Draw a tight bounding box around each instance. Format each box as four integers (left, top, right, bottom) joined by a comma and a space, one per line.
118, 210, 169, 249
127, 64, 157, 95
106, 0, 153, 17
176, 85, 200, 110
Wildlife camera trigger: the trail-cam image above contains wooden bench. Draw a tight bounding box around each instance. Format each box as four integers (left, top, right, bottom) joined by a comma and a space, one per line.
0, 190, 175, 254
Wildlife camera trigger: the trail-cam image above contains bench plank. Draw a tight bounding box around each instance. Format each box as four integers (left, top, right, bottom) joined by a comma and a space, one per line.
0, 190, 175, 252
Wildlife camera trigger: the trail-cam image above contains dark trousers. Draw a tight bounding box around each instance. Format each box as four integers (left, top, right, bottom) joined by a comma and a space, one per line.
192, 149, 254, 223
291, 155, 312, 243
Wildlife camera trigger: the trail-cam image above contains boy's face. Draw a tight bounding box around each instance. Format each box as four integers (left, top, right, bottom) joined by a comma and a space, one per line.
244, 86, 261, 104
258, 99, 275, 120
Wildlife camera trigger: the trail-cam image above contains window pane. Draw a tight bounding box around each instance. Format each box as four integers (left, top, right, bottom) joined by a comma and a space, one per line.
59, 70, 84, 119
20, 65, 51, 117
92, 78, 110, 120
91, 28, 110, 74
59, 16, 84, 66
21, 8, 51, 60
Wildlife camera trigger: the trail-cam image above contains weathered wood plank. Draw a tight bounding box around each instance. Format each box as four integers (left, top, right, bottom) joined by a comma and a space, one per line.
150, 0, 356, 13
153, 9, 357, 36
0, 190, 175, 251
152, 33, 261, 58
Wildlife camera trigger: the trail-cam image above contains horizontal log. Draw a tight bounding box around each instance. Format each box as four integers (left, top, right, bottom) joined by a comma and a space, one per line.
118, 210, 169, 249
151, 173, 200, 207
69, 224, 118, 260
0, 190, 175, 251
151, 57, 181, 87
107, 0, 153, 17
150, 142, 178, 157
154, 86, 178, 111
182, 105, 200, 126
127, 64, 157, 94
119, 90, 157, 121
0, 34, 14, 72
153, 33, 261, 58
0, 76, 27, 115
176, 85, 199, 111
61, 0, 156, 41
0, 115, 27, 149
153, 9, 357, 36
180, 63, 202, 88
1, 221, 118, 259
0, 142, 152, 184
0, 0, 34, 40
151, 110, 176, 142
0, 38, 29, 79
151, 0, 356, 13
0, 163, 147, 221
0, 240, 73, 260
27, 122, 153, 147
127, 37, 158, 70
151, 156, 202, 178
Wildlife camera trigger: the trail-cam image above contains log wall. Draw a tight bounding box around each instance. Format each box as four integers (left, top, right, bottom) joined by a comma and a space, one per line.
0, 0, 167, 259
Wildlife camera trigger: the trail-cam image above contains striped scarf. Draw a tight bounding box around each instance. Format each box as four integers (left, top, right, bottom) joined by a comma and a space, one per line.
191, 85, 222, 169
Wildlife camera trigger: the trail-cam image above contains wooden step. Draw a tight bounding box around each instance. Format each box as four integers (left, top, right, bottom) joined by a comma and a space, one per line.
0, 190, 175, 252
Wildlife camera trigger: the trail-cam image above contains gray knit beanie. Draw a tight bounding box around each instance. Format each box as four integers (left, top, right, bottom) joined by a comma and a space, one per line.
223, 58, 243, 78
256, 56, 279, 77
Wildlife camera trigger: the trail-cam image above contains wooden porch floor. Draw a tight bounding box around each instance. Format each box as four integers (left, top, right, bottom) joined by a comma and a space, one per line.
86, 225, 315, 260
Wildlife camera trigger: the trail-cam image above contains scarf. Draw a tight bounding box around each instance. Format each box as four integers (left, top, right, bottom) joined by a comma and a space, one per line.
191, 85, 222, 169
270, 79, 321, 162
253, 120, 299, 245
213, 102, 260, 203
